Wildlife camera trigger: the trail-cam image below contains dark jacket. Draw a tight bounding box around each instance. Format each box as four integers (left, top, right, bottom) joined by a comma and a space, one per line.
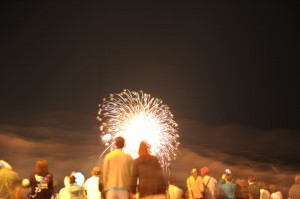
131, 155, 166, 197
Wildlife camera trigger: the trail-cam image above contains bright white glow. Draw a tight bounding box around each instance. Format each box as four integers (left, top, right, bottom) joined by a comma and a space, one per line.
97, 89, 179, 168
73, 172, 85, 186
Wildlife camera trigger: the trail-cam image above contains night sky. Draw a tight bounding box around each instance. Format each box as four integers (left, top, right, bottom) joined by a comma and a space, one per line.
1, 1, 299, 195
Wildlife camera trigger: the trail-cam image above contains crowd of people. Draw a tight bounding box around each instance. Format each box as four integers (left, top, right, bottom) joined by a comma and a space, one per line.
1, 137, 300, 199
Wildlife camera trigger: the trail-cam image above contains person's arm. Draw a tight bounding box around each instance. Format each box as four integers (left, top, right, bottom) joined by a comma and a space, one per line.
187, 177, 194, 198
211, 179, 218, 199
103, 156, 109, 188
29, 173, 36, 195
131, 161, 138, 194
49, 174, 54, 195
199, 177, 204, 193
248, 185, 253, 199
218, 178, 225, 190
288, 185, 293, 199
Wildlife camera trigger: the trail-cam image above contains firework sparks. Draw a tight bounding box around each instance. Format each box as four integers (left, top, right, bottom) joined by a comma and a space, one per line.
97, 89, 179, 168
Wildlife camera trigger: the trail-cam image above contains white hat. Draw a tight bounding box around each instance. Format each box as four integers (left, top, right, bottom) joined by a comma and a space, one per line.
0, 160, 12, 170
22, 178, 30, 187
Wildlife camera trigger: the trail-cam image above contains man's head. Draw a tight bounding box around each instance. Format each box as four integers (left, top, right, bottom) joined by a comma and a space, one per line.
70, 175, 76, 184
225, 174, 233, 183
200, 166, 209, 175
91, 167, 101, 177
269, 184, 278, 193
258, 181, 267, 189
248, 174, 256, 183
168, 176, 177, 185
191, 168, 198, 177
115, 136, 125, 149
35, 159, 49, 174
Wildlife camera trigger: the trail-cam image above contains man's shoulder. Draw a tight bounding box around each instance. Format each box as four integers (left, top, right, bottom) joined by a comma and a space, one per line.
205, 175, 217, 183
86, 176, 98, 182
106, 149, 132, 160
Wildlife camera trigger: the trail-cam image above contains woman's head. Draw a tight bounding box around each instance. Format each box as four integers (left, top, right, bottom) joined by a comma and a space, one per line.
35, 159, 49, 174
258, 181, 267, 190
269, 184, 278, 193
138, 141, 150, 156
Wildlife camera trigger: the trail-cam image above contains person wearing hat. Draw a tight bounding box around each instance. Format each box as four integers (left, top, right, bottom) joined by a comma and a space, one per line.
218, 173, 236, 199
0, 160, 27, 199
84, 167, 102, 199
187, 168, 204, 199
200, 167, 217, 199
0, 160, 13, 170
22, 178, 32, 199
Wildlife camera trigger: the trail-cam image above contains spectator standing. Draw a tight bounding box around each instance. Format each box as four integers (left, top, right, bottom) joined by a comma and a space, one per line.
200, 167, 218, 199
69, 175, 83, 199
235, 178, 248, 199
269, 184, 283, 199
103, 136, 133, 199
29, 159, 54, 199
131, 141, 166, 199
218, 173, 236, 199
247, 175, 260, 199
22, 178, 32, 199
289, 174, 300, 199
0, 160, 27, 199
257, 181, 269, 199
84, 167, 102, 199
167, 176, 183, 199
187, 168, 204, 199
57, 176, 71, 199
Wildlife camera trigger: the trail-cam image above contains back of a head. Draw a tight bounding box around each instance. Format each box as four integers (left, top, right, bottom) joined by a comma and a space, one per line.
138, 141, 150, 156
35, 159, 49, 174
70, 175, 76, 184
258, 181, 267, 189
200, 167, 209, 175
91, 167, 101, 176
295, 174, 300, 184
0, 168, 19, 189
169, 176, 176, 185
269, 184, 278, 193
248, 174, 256, 183
115, 137, 125, 149
236, 178, 248, 188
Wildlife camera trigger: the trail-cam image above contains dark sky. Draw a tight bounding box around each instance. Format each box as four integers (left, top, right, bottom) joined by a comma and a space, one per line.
1, 1, 299, 129
0, 1, 299, 194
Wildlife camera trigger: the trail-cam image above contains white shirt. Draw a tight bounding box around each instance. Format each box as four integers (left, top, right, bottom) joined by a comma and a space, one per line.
84, 176, 101, 199
168, 184, 183, 199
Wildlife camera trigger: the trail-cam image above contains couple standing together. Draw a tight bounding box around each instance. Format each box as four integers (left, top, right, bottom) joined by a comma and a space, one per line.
103, 137, 166, 199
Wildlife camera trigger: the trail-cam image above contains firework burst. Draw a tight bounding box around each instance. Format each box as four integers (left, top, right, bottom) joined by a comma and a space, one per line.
97, 89, 179, 168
